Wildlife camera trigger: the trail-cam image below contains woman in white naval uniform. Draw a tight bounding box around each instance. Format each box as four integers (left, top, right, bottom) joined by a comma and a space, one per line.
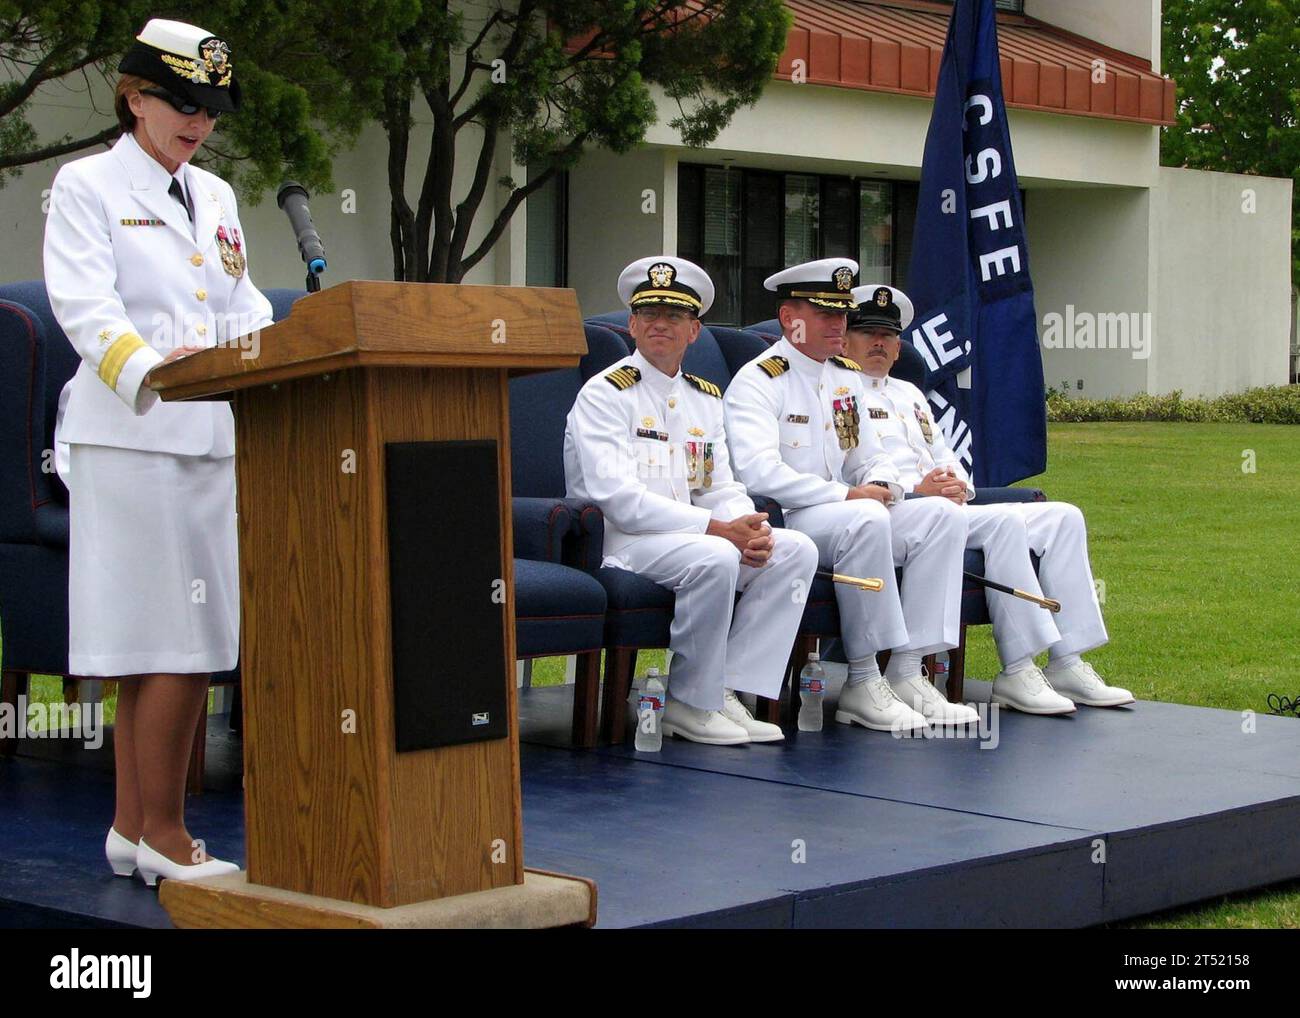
845, 284, 1132, 713
43, 19, 272, 884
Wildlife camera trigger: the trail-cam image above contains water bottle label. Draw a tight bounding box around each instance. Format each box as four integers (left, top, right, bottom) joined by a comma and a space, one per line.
799, 677, 824, 694
638, 694, 664, 712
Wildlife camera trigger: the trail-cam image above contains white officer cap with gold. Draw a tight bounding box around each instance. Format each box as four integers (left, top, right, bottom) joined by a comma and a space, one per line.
119, 18, 241, 112
848, 284, 915, 334
764, 258, 859, 310
618, 256, 714, 316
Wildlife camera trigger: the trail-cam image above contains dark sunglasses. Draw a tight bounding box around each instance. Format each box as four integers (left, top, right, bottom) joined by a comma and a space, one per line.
141, 88, 222, 120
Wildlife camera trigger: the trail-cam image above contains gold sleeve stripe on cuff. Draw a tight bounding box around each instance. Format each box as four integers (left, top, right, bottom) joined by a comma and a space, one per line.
98, 333, 147, 392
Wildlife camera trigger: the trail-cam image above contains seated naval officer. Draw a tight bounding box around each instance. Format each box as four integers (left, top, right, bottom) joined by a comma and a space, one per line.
723, 259, 974, 732
564, 256, 819, 744
845, 283, 1133, 711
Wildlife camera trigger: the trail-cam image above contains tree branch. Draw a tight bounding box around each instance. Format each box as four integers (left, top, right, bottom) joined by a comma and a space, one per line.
457, 133, 587, 277
0, 123, 118, 170
450, 8, 506, 108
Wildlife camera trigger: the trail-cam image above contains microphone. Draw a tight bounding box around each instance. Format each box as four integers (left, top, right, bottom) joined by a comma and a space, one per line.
276, 181, 327, 279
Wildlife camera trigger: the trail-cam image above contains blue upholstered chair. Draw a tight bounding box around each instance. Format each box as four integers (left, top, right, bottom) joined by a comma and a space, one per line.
745, 318, 1047, 704
507, 323, 628, 746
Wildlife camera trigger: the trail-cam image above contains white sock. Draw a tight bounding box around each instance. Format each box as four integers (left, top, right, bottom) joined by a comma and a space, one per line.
846, 658, 881, 687
884, 651, 922, 682
1046, 652, 1081, 672
1003, 655, 1034, 674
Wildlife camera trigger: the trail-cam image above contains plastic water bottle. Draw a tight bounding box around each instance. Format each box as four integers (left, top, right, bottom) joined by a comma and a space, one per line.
798, 653, 826, 732
635, 668, 666, 752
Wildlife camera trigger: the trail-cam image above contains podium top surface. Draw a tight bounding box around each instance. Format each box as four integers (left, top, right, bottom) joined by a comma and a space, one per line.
152, 280, 589, 401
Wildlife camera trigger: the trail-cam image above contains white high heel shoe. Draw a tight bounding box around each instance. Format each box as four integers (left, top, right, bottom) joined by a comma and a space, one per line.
136, 839, 239, 887
105, 827, 139, 878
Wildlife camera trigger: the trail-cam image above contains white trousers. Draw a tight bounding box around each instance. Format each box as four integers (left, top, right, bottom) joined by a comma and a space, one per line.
604, 528, 819, 709
785, 498, 966, 661
965, 501, 1107, 665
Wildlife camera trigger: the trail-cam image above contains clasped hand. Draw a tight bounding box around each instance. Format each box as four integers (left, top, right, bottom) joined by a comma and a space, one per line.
916, 467, 967, 504
708, 512, 774, 568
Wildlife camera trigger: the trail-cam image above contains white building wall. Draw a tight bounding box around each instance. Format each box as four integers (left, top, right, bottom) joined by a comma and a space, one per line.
1025, 0, 1160, 70
564, 147, 669, 317
1147, 166, 1293, 396
641, 82, 1159, 190
1025, 186, 1154, 398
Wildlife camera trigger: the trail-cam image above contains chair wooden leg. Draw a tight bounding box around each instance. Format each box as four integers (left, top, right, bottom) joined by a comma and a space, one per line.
947, 625, 967, 703
599, 648, 636, 745
570, 651, 601, 748
186, 703, 207, 796
1, 671, 29, 757
62, 676, 80, 705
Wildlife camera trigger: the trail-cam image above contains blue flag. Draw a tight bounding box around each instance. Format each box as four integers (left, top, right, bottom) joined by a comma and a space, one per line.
903, 0, 1045, 486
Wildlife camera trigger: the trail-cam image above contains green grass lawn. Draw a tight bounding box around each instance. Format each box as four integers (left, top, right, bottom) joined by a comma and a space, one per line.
7, 422, 1298, 926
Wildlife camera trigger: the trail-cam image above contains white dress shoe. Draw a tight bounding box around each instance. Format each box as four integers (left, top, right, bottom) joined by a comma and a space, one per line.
1044, 660, 1135, 707
721, 689, 784, 743
105, 827, 138, 878
834, 676, 928, 733
661, 697, 750, 745
892, 674, 980, 726
136, 839, 239, 888
992, 665, 1077, 715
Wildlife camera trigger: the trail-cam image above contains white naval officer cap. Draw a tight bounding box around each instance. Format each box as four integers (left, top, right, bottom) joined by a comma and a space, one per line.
848, 284, 914, 333
119, 18, 241, 112
617, 256, 714, 316
764, 258, 860, 310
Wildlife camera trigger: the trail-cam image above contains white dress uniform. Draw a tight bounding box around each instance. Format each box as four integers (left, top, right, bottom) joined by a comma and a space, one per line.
858, 371, 1107, 663
724, 335, 967, 663
565, 346, 818, 709
848, 283, 1107, 668
44, 127, 273, 676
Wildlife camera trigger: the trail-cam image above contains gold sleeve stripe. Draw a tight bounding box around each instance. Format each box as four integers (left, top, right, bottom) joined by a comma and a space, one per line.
829, 355, 864, 372
98, 333, 147, 392
758, 356, 789, 378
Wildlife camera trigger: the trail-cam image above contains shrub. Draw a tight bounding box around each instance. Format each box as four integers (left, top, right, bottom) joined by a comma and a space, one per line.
1045, 385, 1300, 424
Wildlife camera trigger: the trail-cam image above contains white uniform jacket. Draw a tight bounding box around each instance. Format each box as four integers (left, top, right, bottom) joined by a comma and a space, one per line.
564, 349, 755, 561
723, 337, 902, 509
858, 374, 977, 500
44, 132, 273, 458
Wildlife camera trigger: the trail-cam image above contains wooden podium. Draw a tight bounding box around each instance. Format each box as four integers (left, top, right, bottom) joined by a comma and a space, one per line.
148, 281, 595, 928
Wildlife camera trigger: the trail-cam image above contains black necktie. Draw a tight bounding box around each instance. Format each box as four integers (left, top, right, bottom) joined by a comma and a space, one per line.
168, 177, 193, 222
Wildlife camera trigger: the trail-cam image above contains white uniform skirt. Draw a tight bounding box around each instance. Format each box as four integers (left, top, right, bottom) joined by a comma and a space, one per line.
64, 444, 239, 676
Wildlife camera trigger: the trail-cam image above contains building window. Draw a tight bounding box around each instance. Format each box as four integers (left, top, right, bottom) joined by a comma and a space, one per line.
525, 165, 567, 287
678, 164, 919, 326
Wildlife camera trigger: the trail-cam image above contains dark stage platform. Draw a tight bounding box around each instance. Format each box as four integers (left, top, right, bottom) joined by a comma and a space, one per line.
2, 680, 1298, 928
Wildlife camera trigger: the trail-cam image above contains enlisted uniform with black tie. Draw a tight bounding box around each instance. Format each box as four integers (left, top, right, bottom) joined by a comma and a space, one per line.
848, 283, 1127, 711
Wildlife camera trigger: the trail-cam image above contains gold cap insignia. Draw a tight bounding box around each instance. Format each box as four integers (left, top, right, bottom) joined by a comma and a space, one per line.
199, 38, 233, 86
875, 287, 891, 307
648, 262, 675, 289
834, 266, 854, 292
